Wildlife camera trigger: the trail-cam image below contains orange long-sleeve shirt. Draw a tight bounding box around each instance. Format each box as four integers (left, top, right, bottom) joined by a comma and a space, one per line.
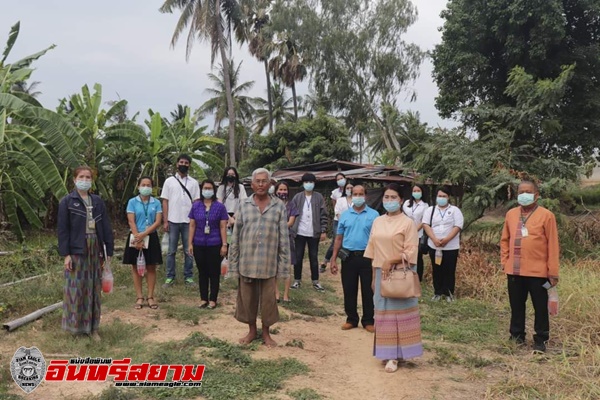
500, 205, 560, 279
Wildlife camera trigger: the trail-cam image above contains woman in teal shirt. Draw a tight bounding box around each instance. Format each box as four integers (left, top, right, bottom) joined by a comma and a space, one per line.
123, 176, 163, 309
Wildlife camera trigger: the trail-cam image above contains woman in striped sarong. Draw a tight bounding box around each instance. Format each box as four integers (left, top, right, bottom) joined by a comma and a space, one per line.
57, 166, 114, 340
364, 183, 423, 373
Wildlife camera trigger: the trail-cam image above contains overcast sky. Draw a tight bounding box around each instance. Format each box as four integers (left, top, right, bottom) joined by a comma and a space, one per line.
1, 0, 454, 128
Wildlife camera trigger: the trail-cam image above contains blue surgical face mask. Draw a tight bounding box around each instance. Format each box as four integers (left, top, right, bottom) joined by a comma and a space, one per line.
412, 192, 422, 200
436, 197, 448, 207
517, 193, 535, 206
139, 187, 152, 196
352, 196, 365, 207
75, 180, 92, 191
202, 189, 214, 199
337, 178, 346, 188
303, 182, 315, 192
383, 201, 401, 213
345, 189, 352, 196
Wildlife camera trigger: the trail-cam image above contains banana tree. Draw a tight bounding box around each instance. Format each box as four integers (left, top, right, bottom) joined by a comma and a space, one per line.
0, 22, 81, 240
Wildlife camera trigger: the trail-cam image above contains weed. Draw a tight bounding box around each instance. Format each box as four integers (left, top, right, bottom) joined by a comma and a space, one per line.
285, 339, 305, 349
289, 388, 323, 400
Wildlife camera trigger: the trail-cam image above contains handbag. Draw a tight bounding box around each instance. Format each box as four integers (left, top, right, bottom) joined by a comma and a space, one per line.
380, 260, 421, 299
419, 206, 434, 253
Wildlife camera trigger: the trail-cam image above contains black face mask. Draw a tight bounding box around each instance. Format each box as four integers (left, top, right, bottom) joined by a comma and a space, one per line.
226, 176, 236, 183
178, 165, 189, 174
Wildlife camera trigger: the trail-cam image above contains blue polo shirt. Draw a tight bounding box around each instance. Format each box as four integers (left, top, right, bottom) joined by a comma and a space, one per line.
337, 206, 379, 251
126, 196, 162, 233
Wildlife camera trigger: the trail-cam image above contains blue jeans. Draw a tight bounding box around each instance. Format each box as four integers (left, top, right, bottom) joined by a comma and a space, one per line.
166, 222, 194, 280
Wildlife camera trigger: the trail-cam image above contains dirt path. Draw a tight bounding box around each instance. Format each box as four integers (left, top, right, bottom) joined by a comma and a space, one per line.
1, 272, 487, 399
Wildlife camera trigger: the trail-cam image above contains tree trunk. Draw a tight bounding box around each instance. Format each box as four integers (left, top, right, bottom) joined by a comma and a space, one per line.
217, 8, 237, 167
292, 82, 298, 120
265, 60, 274, 134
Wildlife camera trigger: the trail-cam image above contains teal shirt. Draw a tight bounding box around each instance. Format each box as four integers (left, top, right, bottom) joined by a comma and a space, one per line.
337, 206, 379, 251
126, 196, 162, 233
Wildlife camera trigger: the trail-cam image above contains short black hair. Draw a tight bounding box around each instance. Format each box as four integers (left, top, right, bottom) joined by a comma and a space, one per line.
177, 154, 192, 163
335, 172, 346, 180
384, 183, 403, 200
437, 185, 452, 196
200, 179, 216, 200
352, 184, 367, 195
137, 176, 154, 186
302, 173, 316, 182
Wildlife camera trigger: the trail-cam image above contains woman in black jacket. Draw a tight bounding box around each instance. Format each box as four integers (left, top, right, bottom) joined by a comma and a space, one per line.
57, 166, 114, 340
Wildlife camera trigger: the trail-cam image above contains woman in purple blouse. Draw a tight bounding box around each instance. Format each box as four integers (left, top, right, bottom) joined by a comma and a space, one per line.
188, 179, 229, 309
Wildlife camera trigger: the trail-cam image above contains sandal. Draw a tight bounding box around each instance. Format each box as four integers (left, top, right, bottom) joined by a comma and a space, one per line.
385, 359, 398, 373
198, 302, 208, 309
134, 298, 144, 309
207, 302, 217, 309
147, 297, 158, 309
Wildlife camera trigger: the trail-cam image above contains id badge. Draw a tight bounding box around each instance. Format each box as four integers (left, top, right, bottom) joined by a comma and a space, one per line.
204, 225, 210, 234
88, 218, 96, 230
521, 227, 528, 237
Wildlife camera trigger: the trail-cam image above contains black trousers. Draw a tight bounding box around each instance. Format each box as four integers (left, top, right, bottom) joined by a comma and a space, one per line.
294, 235, 320, 281
193, 245, 222, 302
341, 255, 374, 327
416, 248, 425, 282
507, 275, 549, 344
428, 248, 459, 296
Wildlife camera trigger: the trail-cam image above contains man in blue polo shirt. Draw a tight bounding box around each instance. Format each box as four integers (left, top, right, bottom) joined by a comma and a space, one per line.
330, 185, 379, 332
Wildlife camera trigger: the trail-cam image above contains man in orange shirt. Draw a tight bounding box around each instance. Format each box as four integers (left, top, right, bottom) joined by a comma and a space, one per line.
500, 180, 559, 354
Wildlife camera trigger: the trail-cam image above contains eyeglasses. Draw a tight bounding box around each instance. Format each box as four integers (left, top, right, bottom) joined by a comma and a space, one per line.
254, 180, 270, 185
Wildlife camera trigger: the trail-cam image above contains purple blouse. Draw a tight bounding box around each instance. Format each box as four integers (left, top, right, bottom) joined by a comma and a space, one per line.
188, 201, 229, 246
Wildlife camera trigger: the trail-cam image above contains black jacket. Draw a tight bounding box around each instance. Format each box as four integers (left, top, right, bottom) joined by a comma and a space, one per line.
57, 191, 114, 258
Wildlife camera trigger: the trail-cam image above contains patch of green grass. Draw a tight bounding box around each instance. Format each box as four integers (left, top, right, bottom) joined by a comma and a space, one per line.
285, 339, 304, 349
289, 388, 323, 400
0, 355, 23, 400
420, 292, 502, 345
429, 345, 461, 366
95, 387, 137, 400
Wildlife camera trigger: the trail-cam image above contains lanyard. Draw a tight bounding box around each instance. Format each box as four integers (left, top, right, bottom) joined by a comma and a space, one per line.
520, 205, 538, 227
205, 205, 210, 227
411, 202, 421, 216
305, 196, 311, 212
140, 196, 150, 226
438, 206, 449, 220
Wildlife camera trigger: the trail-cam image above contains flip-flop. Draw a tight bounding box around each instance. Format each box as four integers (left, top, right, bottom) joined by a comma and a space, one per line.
207, 303, 217, 309
282, 299, 291, 303
385, 359, 398, 373
134, 298, 144, 309
147, 297, 158, 309
198, 302, 208, 309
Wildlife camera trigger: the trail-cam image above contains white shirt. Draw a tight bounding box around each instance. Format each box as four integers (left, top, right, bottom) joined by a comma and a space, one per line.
402, 199, 428, 238
422, 205, 464, 250
160, 173, 200, 223
334, 197, 352, 221
217, 183, 248, 214
298, 195, 314, 237
330, 187, 344, 201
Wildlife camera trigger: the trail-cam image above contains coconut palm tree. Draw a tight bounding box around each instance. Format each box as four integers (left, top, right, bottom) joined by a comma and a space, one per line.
268, 32, 307, 120
196, 59, 258, 131
160, 0, 244, 166
254, 82, 294, 133
246, 1, 274, 133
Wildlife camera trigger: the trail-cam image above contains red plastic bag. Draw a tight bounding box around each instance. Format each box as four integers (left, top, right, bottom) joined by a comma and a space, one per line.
102, 255, 113, 294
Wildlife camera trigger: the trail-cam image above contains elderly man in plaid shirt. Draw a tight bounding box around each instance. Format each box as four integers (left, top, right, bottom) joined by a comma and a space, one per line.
229, 168, 290, 347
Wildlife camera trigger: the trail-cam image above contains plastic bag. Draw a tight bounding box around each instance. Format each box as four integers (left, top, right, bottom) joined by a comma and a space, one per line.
221, 257, 229, 277
548, 287, 559, 316
137, 250, 146, 277
102, 251, 113, 294
161, 233, 169, 253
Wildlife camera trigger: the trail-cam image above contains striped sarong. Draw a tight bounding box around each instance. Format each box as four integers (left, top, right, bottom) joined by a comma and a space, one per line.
62, 233, 102, 334
373, 267, 423, 360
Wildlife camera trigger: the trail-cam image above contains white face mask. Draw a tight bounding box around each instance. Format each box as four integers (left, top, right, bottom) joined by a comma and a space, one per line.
268, 186, 275, 194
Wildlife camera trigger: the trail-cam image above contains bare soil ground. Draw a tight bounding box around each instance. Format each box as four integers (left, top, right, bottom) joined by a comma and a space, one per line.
1, 270, 491, 400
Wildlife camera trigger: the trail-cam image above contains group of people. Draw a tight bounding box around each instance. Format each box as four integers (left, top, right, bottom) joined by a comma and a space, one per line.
57, 156, 559, 369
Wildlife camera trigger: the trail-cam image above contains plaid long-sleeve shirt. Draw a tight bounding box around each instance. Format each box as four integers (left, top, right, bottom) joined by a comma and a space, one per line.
229, 195, 290, 279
